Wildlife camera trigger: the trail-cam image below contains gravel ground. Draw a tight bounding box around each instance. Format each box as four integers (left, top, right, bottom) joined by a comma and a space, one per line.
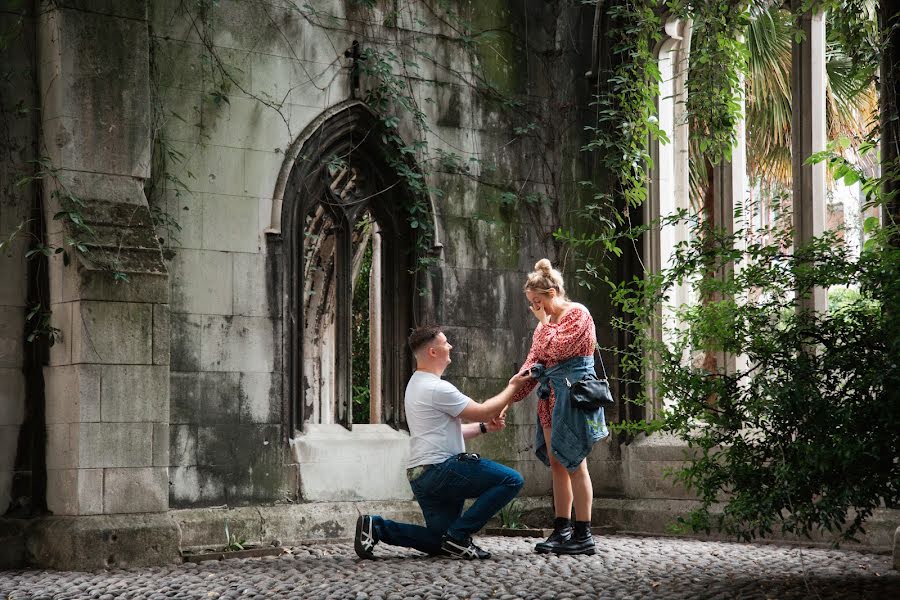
2, 535, 898, 599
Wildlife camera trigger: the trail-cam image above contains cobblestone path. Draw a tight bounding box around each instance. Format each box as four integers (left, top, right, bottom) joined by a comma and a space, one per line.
2, 535, 898, 599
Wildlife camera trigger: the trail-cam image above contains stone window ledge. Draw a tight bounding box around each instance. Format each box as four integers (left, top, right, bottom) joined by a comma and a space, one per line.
290, 424, 412, 502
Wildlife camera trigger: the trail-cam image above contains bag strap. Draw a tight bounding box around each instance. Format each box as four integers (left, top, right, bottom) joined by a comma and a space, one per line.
593, 344, 608, 380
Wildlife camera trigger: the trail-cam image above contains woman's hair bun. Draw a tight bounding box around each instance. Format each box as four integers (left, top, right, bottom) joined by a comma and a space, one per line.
534, 258, 552, 273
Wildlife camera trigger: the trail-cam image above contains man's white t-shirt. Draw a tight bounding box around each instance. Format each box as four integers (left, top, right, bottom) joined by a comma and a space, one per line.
405, 370, 471, 468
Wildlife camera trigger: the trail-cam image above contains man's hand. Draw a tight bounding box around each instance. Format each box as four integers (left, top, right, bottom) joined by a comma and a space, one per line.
485, 414, 506, 432
508, 371, 532, 388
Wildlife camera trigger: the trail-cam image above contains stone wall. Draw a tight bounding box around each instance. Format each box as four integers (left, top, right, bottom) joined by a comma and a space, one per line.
150, 0, 602, 507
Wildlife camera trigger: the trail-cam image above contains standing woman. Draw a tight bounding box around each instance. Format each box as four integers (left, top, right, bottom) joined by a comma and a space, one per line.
512, 259, 609, 555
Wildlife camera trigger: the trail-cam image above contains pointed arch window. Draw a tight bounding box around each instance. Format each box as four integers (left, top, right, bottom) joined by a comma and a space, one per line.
281, 105, 429, 432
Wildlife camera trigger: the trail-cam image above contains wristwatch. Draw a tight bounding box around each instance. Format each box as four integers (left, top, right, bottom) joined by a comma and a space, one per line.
479, 422, 487, 434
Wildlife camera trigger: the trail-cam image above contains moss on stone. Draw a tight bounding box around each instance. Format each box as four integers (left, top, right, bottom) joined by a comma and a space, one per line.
467, 0, 524, 97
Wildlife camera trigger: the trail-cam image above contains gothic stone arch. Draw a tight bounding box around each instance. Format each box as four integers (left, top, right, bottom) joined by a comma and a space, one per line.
274, 102, 430, 433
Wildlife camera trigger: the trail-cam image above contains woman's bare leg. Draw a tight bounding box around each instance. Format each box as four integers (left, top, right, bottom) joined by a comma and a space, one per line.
569, 458, 593, 522
543, 425, 573, 518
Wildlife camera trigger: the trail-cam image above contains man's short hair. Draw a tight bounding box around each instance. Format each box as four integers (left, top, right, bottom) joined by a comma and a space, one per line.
408, 325, 443, 355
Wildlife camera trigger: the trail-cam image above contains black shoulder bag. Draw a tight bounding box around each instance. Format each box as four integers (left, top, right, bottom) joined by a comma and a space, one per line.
565, 347, 614, 410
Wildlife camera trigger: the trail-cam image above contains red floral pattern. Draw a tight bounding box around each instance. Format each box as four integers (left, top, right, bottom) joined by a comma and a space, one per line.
513, 304, 596, 427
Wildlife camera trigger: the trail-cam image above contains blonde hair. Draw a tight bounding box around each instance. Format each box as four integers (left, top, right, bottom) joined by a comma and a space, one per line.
524, 258, 566, 298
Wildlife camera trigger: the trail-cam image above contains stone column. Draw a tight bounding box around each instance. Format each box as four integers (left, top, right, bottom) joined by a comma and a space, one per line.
791, 6, 827, 314
643, 16, 691, 419
711, 67, 748, 376
29, 0, 176, 569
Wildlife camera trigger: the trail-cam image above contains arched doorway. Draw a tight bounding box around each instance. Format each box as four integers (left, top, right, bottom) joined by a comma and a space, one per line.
277, 102, 431, 432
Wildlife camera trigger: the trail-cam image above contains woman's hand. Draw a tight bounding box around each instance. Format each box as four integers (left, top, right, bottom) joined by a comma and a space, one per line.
529, 304, 549, 324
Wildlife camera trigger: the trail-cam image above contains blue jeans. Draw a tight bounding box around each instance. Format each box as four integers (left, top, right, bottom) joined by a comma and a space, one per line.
371, 454, 524, 555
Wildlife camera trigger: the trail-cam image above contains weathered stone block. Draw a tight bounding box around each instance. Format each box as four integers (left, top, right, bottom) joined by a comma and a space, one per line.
443, 216, 521, 271
52, 1, 148, 21
164, 188, 203, 250
0, 469, 12, 517
203, 45, 254, 99
152, 423, 169, 467
169, 312, 202, 371
153, 303, 170, 365
624, 459, 694, 500
168, 465, 235, 508
79, 422, 153, 468
626, 432, 699, 462
242, 149, 282, 199
0, 425, 19, 473
26, 513, 180, 569
442, 268, 529, 330
202, 95, 293, 152
156, 85, 203, 144
45, 467, 103, 515
45, 423, 76, 470
208, 0, 287, 55
464, 326, 519, 379
0, 244, 27, 308
0, 306, 24, 369
72, 301, 153, 365
256, 501, 360, 544
42, 116, 151, 180
169, 249, 233, 315
196, 371, 241, 425
100, 364, 168, 422
293, 424, 413, 502
197, 423, 282, 468
201, 194, 260, 253
150, 39, 205, 92
44, 365, 100, 423
78, 271, 169, 305
47, 302, 73, 366
168, 465, 200, 506
0, 514, 26, 568
232, 251, 275, 317
169, 424, 197, 466
150, 0, 201, 43
0, 369, 25, 426
238, 371, 281, 424
247, 53, 310, 108
103, 467, 168, 513
169, 371, 202, 424
165, 141, 245, 196
173, 504, 264, 549
200, 315, 278, 372
39, 9, 151, 175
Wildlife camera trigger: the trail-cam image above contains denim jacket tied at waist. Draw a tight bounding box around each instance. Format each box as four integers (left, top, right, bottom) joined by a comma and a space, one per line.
530, 355, 609, 471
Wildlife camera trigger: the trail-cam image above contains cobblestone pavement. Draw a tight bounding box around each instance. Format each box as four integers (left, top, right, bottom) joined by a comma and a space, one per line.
2, 535, 898, 600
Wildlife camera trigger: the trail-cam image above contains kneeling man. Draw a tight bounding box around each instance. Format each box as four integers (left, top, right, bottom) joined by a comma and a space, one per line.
355, 325, 529, 560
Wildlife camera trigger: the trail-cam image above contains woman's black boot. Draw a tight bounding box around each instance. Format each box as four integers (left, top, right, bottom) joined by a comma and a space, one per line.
534, 517, 572, 554
554, 520, 596, 555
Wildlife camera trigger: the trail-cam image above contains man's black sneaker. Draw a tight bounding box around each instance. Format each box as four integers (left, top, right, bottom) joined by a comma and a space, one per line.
354, 514, 377, 559
440, 534, 491, 559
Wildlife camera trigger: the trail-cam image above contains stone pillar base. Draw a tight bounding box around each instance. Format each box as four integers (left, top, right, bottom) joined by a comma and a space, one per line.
24, 514, 180, 570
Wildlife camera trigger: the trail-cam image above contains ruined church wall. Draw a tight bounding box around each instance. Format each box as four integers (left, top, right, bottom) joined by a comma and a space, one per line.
148, 0, 615, 508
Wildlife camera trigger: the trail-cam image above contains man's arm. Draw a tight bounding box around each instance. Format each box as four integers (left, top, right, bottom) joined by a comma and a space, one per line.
457, 372, 530, 423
